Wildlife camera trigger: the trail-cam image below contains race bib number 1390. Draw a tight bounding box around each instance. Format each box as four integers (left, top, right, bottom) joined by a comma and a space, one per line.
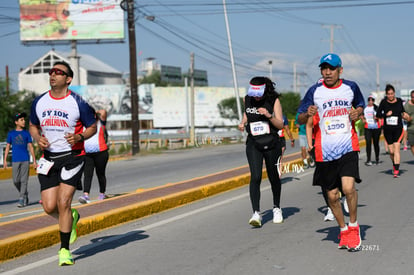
324, 116, 350, 135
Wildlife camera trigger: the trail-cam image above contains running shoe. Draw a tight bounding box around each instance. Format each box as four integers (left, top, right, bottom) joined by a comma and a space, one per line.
324, 207, 335, 221
338, 228, 350, 249
58, 248, 74, 266
347, 224, 361, 252
343, 197, 349, 214
17, 198, 24, 208
78, 194, 90, 204
393, 169, 400, 178
273, 207, 284, 223
249, 211, 262, 227
69, 209, 80, 244
403, 146, 408, 151
98, 193, 107, 200
365, 161, 372, 166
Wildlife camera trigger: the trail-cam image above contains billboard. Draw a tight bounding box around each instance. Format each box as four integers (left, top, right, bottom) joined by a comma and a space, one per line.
152, 87, 245, 128
20, 0, 124, 41
71, 84, 154, 121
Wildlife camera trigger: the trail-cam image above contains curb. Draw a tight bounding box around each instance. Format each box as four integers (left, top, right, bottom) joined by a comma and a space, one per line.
0, 158, 303, 263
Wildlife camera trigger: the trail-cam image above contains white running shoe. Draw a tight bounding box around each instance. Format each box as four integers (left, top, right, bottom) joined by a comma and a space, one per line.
249, 211, 262, 227
324, 207, 335, 221
273, 208, 284, 223
343, 197, 349, 214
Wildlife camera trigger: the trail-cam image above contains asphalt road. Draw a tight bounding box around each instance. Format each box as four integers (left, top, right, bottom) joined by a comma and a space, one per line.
1, 146, 414, 274
0, 142, 297, 222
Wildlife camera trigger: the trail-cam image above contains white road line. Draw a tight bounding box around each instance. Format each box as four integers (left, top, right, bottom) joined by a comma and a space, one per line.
1, 169, 314, 274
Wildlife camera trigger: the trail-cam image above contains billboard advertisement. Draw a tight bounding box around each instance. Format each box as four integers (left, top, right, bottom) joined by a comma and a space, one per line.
20, 0, 124, 41
152, 87, 245, 128
71, 84, 154, 121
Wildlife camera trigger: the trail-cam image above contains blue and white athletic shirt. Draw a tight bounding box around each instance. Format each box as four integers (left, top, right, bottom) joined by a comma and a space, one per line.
30, 90, 96, 153
298, 79, 365, 162
363, 105, 381, 129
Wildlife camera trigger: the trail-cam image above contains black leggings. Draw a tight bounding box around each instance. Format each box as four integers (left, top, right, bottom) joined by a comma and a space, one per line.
83, 150, 109, 194
246, 138, 282, 212
364, 128, 381, 162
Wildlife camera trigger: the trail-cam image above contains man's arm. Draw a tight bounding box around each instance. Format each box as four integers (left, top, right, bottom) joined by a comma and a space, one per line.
349, 106, 363, 121
297, 105, 318, 124
3, 143, 10, 169
28, 143, 37, 168
29, 123, 49, 151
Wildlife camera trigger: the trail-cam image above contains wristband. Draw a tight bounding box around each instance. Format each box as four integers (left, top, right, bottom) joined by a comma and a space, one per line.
78, 134, 85, 142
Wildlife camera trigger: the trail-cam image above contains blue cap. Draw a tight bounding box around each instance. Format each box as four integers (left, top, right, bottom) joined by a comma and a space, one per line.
319, 53, 342, 67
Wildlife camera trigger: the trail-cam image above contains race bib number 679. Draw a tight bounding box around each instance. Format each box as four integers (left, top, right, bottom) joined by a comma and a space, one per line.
250, 121, 270, 136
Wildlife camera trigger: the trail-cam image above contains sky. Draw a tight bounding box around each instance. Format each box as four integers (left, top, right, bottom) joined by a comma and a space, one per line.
1, 0, 414, 99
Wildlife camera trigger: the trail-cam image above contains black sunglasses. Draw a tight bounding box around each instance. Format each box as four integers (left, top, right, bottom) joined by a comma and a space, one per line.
49, 68, 68, 76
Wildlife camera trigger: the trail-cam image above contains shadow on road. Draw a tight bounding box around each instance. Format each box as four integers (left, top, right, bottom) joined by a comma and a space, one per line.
73, 230, 149, 262
261, 207, 300, 225
316, 224, 372, 244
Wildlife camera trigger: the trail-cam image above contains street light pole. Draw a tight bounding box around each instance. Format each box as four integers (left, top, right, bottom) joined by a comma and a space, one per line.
222, 0, 242, 122
268, 60, 273, 80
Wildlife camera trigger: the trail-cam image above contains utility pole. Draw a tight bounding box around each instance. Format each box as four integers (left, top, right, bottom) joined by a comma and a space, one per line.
322, 24, 342, 52
376, 62, 380, 92
5, 65, 9, 96
122, 0, 140, 154
293, 63, 297, 93
189, 53, 195, 146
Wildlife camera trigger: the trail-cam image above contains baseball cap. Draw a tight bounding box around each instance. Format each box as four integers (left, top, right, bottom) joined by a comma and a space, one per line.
319, 53, 342, 68
14, 112, 27, 121
247, 84, 265, 97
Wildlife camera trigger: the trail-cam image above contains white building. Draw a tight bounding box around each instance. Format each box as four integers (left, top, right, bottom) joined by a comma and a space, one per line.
18, 49, 123, 94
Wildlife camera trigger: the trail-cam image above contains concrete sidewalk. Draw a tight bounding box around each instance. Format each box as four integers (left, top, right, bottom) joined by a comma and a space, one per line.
0, 151, 305, 263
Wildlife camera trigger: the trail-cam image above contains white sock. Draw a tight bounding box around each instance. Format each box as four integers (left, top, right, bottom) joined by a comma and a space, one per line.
340, 225, 348, 231
349, 221, 358, 227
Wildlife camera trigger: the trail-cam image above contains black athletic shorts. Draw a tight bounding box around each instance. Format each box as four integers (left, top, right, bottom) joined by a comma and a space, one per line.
383, 127, 404, 144
38, 150, 85, 191
312, 151, 361, 190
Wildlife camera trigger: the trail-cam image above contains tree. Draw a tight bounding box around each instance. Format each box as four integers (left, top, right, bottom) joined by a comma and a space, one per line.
217, 97, 244, 121
0, 79, 36, 141
279, 92, 301, 119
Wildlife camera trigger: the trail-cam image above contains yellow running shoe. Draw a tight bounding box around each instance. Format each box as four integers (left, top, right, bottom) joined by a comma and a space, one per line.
58, 248, 74, 266
69, 209, 79, 244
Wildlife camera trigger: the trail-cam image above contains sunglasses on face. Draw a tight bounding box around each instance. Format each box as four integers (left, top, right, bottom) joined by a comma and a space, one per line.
49, 68, 68, 76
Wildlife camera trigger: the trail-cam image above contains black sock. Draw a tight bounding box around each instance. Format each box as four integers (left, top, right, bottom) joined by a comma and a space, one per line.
60, 231, 71, 250
395, 164, 400, 171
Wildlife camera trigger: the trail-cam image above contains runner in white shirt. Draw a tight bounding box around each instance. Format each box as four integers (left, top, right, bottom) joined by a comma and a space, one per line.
297, 53, 365, 252
29, 61, 96, 266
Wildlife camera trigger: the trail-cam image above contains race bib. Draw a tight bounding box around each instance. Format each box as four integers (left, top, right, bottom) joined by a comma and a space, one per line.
250, 121, 270, 136
37, 157, 54, 175
386, 116, 398, 126
366, 118, 375, 125
324, 116, 351, 135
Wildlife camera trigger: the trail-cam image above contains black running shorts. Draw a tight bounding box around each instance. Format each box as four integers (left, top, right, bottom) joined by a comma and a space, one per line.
38, 150, 85, 191
312, 151, 361, 190
383, 127, 404, 145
